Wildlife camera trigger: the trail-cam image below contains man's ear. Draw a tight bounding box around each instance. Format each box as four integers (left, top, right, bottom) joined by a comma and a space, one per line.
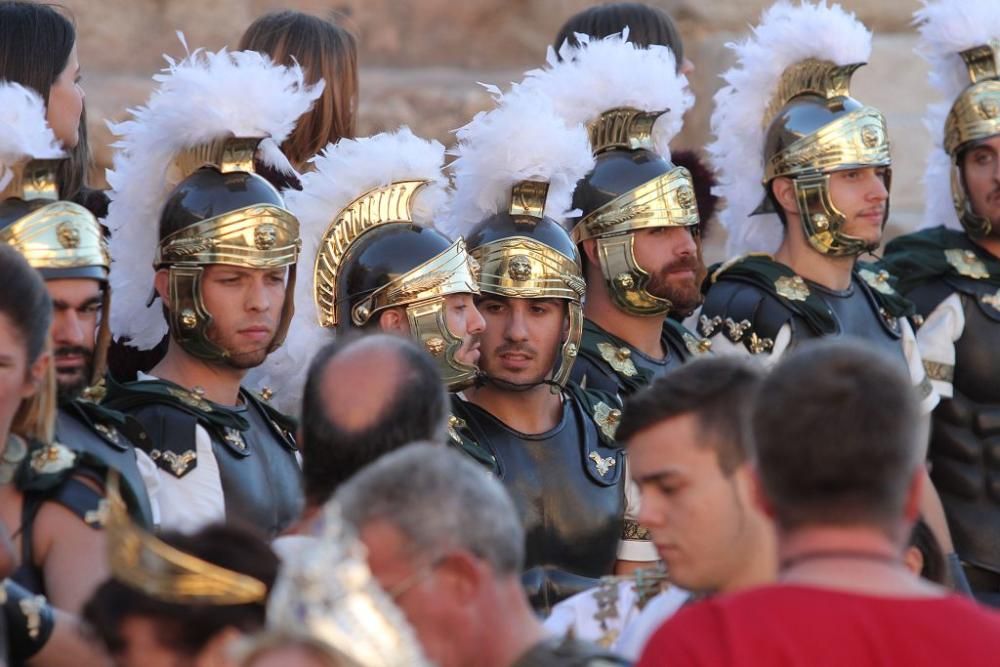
377, 307, 409, 335
436, 550, 486, 606
771, 177, 798, 217
749, 464, 776, 520
154, 269, 170, 304
581, 239, 600, 268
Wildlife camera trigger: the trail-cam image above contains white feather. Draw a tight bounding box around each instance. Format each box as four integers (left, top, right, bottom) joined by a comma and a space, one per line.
105, 43, 323, 351
443, 87, 595, 240
914, 0, 1000, 229
706, 1, 873, 256
0, 83, 65, 192
511, 29, 693, 157
246, 128, 449, 414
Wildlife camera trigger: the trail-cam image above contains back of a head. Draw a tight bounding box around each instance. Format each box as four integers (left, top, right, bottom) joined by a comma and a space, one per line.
552, 2, 684, 65
337, 443, 524, 577
300, 334, 448, 505
83, 524, 279, 658
751, 339, 924, 536
618, 355, 762, 474
238, 10, 358, 166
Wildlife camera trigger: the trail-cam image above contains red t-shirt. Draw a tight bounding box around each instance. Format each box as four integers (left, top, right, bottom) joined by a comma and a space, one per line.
637, 584, 1000, 666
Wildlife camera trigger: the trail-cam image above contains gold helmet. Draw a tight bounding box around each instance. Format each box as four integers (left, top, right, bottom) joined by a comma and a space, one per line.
0, 83, 112, 387
916, 0, 1000, 237
105, 45, 322, 365
709, 2, 889, 258
300, 129, 481, 391
512, 31, 701, 317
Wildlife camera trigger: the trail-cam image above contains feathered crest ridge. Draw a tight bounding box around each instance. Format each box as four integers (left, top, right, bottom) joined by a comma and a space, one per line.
0, 83, 65, 192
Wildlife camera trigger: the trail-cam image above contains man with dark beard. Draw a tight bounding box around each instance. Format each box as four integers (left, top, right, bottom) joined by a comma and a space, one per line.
511, 30, 711, 398
100, 47, 319, 535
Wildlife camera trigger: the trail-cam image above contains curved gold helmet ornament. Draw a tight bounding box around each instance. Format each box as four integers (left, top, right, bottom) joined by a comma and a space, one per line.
756, 58, 892, 256
943, 40, 1000, 237
312, 178, 481, 391
153, 136, 301, 364
0, 83, 112, 389
105, 471, 268, 605
466, 181, 587, 393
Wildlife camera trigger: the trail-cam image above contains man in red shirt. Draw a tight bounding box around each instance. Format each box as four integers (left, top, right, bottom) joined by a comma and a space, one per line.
638, 338, 1000, 666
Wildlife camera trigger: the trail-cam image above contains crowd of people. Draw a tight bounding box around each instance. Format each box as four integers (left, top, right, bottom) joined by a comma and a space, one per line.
1, 0, 1000, 664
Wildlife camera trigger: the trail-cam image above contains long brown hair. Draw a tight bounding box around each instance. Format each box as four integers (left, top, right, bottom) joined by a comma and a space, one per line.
239, 11, 358, 170
0, 244, 55, 444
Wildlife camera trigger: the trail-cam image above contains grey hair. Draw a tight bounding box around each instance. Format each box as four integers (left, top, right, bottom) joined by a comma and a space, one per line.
336, 442, 524, 575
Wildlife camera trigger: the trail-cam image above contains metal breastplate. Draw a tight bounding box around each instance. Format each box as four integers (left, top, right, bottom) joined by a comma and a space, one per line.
792, 278, 908, 371
54, 409, 154, 526
211, 401, 303, 538
928, 286, 1000, 573
453, 395, 625, 610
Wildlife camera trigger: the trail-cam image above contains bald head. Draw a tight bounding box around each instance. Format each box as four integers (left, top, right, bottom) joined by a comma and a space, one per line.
300, 334, 449, 505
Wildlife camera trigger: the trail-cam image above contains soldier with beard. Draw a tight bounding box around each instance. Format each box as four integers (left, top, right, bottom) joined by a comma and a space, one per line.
0, 82, 156, 527
881, 0, 1000, 604
443, 83, 658, 614
511, 31, 709, 398
100, 46, 322, 535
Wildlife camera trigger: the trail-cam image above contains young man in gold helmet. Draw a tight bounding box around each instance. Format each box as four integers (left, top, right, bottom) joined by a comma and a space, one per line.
101, 47, 322, 536
443, 83, 659, 614
881, 0, 1000, 604
512, 31, 710, 398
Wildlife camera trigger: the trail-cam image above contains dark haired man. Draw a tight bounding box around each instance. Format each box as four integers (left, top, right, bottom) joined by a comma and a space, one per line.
297, 334, 448, 512
639, 340, 1000, 666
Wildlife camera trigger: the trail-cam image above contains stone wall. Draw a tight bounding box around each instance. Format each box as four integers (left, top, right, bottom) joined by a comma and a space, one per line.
67, 0, 930, 261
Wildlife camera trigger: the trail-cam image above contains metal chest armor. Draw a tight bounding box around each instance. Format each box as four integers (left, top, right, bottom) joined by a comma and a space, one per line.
54, 402, 155, 527
909, 275, 1000, 574
104, 380, 302, 537
572, 318, 710, 396
450, 385, 625, 613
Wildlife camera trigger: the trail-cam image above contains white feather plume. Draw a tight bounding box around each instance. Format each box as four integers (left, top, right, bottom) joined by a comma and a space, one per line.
914, 0, 1000, 229
0, 83, 65, 192
707, 1, 873, 256
442, 86, 595, 240
511, 29, 693, 158
246, 128, 449, 414
105, 43, 323, 351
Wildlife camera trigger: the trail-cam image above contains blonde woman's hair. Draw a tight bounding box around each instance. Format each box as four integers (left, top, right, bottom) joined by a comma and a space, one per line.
239, 10, 358, 170
11, 338, 55, 444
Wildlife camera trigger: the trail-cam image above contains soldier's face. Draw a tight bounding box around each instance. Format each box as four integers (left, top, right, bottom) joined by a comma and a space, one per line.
199, 265, 287, 369
961, 136, 1000, 234
46, 278, 101, 400
475, 296, 566, 388
630, 227, 702, 314
829, 166, 889, 246
443, 293, 485, 368
629, 412, 771, 594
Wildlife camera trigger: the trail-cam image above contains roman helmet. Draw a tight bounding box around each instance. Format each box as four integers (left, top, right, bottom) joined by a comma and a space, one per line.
297, 129, 481, 391
105, 46, 321, 366
446, 86, 594, 392
709, 2, 891, 258
0, 83, 111, 387
916, 0, 1000, 237
513, 31, 700, 317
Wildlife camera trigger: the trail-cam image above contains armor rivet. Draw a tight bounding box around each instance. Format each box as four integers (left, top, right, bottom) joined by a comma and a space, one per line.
508, 255, 532, 281
566, 343, 578, 358
616, 347, 631, 361
254, 224, 277, 250
425, 336, 446, 357
614, 272, 635, 290
608, 409, 622, 424
812, 213, 829, 230
354, 304, 370, 323
180, 308, 198, 329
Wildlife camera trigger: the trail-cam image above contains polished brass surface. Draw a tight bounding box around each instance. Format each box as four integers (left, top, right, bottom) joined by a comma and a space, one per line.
155, 205, 300, 269
106, 472, 266, 605
587, 108, 663, 154
471, 236, 584, 302
352, 237, 480, 327
0, 200, 109, 271
763, 59, 862, 131
793, 171, 882, 256
406, 296, 479, 392
595, 233, 673, 316
0, 158, 62, 202
765, 106, 890, 182
173, 137, 261, 181
509, 180, 549, 219
574, 166, 699, 243
314, 180, 428, 328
